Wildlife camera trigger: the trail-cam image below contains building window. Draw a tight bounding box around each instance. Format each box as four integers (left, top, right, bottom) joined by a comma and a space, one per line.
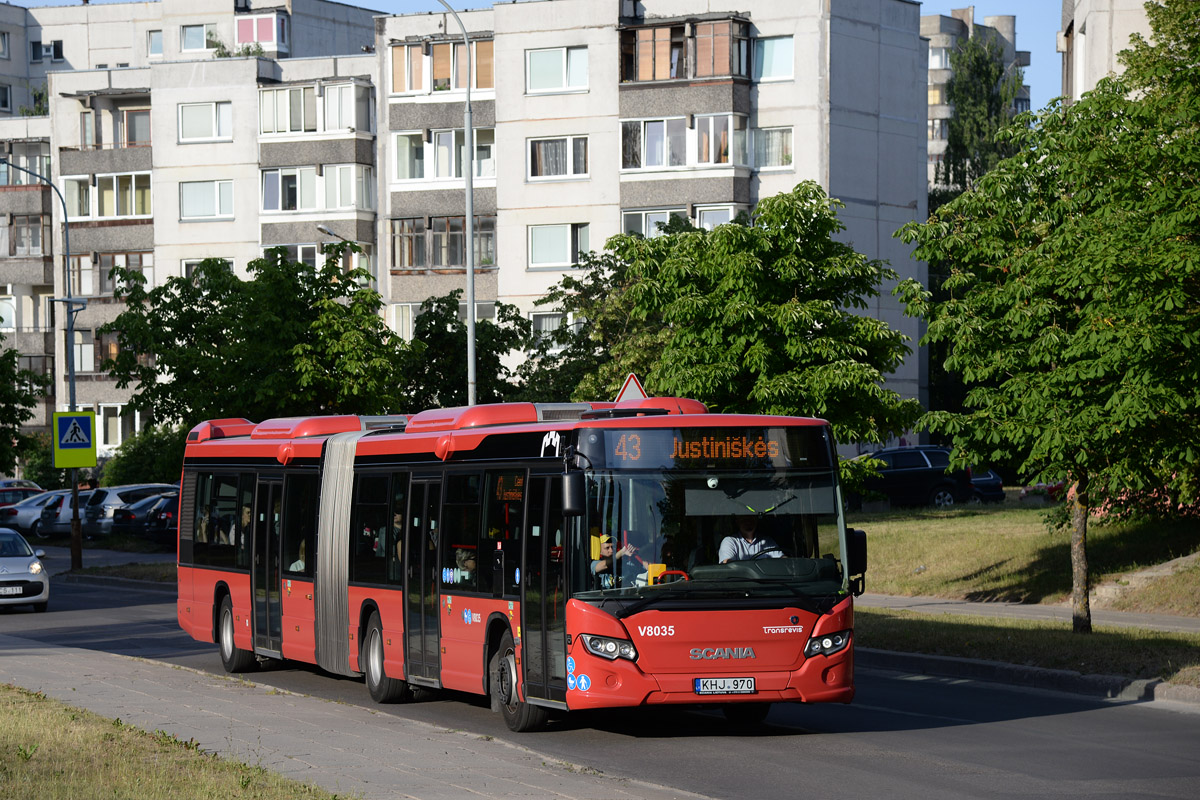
0, 84, 9, 112
180, 180, 234, 219
927, 119, 948, 141
620, 26, 685, 82
696, 206, 734, 230
98, 252, 154, 296
391, 43, 424, 93
148, 30, 163, 57
237, 16, 277, 46
0, 296, 13, 330
623, 209, 685, 238
929, 46, 950, 70
1, 143, 49, 187
179, 101, 232, 141
261, 167, 317, 211
326, 164, 374, 210
272, 244, 318, 267
475, 40, 494, 89
754, 127, 793, 168
0, 32, 9, 60
97, 173, 152, 217
621, 118, 686, 169
928, 85, 945, 106
182, 23, 218, 52
1014, 97, 1031, 113
432, 128, 495, 179
526, 46, 588, 93
389, 218, 424, 269
752, 36, 793, 81
323, 83, 372, 133
694, 21, 748, 78
74, 330, 95, 372
30, 40, 63, 64
65, 178, 91, 217
530, 312, 566, 348
80, 111, 95, 149
259, 86, 317, 134
696, 114, 747, 165
529, 223, 588, 267
529, 136, 588, 179
431, 41, 472, 91
394, 132, 425, 180
10, 215, 48, 256
430, 215, 496, 267
69, 255, 95, 295
121, 109, 151, 147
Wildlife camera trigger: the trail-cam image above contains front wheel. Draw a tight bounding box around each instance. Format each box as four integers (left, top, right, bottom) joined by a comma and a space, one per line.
218, 596, 257, 673
31, 520, 45, 539
490, 630, 549, 732
929, 486, 957, 508
363, 611, 412, 704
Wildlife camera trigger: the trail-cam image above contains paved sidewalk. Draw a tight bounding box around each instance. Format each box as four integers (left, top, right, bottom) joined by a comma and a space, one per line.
0, 632, 706, 800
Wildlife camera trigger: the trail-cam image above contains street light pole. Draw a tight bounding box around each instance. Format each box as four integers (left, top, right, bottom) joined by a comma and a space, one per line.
436, 0, 476, 406
3, 157, 87, 570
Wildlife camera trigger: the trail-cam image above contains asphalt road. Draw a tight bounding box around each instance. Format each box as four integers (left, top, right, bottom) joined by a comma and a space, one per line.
4, 579, 1200, 800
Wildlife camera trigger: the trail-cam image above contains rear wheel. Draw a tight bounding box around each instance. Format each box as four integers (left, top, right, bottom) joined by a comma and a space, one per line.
30, 520, 45, 539
218, 596, 257, 673
363, 611, 412, 704
490, 630, 549, 732
929, 486, 957, 508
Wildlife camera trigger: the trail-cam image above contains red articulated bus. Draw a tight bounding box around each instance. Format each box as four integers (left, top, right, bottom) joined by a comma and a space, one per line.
176, 397, 866, 731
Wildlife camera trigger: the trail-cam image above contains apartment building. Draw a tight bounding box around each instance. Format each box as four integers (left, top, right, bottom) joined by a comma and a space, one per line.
0, 0, 927, 458
1058, 0, 1151, 102
921, 7, 1031, 188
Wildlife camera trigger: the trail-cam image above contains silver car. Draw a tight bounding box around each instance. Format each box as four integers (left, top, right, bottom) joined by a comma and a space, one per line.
0, 527, 49, 612
39, 490, 93, 538
83, 484, 177, 537
0, 490, 64, 538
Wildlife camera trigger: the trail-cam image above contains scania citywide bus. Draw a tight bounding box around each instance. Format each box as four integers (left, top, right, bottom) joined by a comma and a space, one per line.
176, 397, 866, 731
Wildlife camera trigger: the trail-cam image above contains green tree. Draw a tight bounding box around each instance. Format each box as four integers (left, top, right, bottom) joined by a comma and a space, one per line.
0, 332, 49, 476
100, 426, 187, 486
937, 30, 1023, 200
601, 182, 921, 447
102, 246, 413, 426
398, 290, 533, 409
899, 0, 1200, 633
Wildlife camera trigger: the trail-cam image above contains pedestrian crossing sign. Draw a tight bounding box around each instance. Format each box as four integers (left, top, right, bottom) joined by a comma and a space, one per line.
53, 411, 97, 468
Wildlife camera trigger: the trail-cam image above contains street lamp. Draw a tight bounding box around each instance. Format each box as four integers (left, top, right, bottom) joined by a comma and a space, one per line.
436, 0, 477, 406
2, 157, 87, 570
316, 223, 350, 243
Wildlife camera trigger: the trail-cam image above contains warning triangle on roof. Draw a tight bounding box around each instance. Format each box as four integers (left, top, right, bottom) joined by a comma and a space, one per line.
614, 373, 648, 403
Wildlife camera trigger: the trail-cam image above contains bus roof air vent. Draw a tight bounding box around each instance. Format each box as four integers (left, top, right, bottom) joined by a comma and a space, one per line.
534, 403, 593, 422
187, 418, 256, 443
360, 415, 408, 432
252, 415, 369, 439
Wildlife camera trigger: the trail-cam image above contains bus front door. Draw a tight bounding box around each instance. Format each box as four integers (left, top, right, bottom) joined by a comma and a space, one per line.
252, 478, 283, 655
406, 478, 441, 682
522, 475, 568, 704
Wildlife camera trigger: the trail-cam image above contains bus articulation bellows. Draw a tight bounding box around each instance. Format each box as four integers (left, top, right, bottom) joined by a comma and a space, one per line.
176, 397, 867, 731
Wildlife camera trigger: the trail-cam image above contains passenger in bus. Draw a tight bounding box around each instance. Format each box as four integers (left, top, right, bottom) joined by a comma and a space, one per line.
455, 548, 477, 583
719, 515, 782, 563
289, 539, 306, 572
196, 505, 215, 543
591, 534, 640, 589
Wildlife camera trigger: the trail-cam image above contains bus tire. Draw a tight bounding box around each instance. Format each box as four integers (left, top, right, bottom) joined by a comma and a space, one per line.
723, 702, 771, 726
363, 611, 412, 704
490, 630, 549, 732
218, 596, 257, 673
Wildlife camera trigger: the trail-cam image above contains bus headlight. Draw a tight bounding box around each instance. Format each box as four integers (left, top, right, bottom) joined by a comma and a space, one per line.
804, 630, 849, 658
580, 634, 638, 662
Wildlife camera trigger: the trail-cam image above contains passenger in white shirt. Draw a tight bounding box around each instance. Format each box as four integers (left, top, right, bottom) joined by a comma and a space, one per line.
719, 515, 782, 563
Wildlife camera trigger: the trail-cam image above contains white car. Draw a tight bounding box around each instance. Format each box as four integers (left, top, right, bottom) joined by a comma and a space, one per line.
0, 527, 49, 612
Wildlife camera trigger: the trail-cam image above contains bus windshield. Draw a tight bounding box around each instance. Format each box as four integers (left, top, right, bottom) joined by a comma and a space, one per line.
571, 451, 847, 606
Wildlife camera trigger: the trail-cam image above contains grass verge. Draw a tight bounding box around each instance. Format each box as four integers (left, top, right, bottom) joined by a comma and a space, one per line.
857, 608, 1200, 689
0, 684, 359, 800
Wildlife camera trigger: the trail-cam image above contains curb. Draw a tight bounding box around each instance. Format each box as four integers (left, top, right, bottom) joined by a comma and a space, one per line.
858, 647, 1199, 706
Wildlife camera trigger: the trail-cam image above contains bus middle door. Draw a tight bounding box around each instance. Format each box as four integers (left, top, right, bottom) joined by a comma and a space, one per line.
405, 477, 442, 682
252, 477, 283, 656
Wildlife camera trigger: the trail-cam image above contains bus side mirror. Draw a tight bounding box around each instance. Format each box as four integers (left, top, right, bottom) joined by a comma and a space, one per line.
563, 472, 585, 517
847, 528, 867, 596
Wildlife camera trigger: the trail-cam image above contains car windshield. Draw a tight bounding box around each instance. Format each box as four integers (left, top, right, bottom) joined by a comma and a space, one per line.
0, 532, 33, 557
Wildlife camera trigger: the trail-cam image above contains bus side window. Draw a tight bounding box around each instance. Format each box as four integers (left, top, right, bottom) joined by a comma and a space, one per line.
387, 472, 409, 586
442, 474, 481, 592
350, 474, 389, 585
281, 473, 318, 578
484, 470, 525, 597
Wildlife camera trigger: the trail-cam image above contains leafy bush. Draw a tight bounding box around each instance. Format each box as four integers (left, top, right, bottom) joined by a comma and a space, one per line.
101, 426, 187, 487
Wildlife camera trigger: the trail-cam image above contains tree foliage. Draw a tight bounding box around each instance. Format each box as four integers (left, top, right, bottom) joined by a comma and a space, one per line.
938, 31, 1023, 197
0, 332, 49, 476
101, 426, 187, 486
398, 289, 533, 409
102, 246, 413, 426
899, 0, 1200, 632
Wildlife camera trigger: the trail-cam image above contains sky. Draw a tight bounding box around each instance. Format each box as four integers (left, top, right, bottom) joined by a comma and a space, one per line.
13, 0, 1065, 111
918, 1, 1065, 112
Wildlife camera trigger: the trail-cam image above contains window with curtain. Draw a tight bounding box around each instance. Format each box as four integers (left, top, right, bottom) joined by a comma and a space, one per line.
529, 136, 588, 178
754, 127, 793, 168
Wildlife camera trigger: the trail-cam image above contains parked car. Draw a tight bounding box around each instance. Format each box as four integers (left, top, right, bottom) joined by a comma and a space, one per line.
0, 479, 42, 490
83, 484, 178, 537
112, 491, 179, 541
39, 490, 94, 538
0, 486, 44, 507
969, 467, 1006, 504
0, 490, 66, 537
856, 445, 973, 509
0, 527, 49, 612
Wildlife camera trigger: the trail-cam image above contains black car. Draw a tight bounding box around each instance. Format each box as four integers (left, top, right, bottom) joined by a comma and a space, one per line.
968, 467, 1006, 504
857, 445, 973, 509
112, 492, 179, 541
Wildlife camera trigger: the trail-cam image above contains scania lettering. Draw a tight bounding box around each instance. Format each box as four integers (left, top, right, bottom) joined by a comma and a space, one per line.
175, 397, 867, 732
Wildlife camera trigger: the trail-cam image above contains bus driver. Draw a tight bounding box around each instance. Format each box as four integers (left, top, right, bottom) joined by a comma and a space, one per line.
719, 515, 782, 563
